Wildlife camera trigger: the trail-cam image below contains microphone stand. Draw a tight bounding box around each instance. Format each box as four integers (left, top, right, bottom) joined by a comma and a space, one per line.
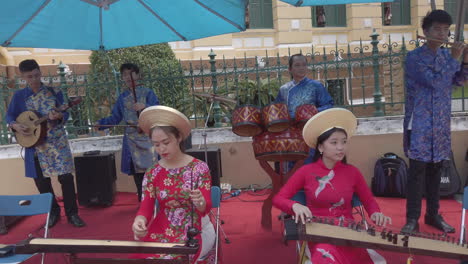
198, 100, 215, 162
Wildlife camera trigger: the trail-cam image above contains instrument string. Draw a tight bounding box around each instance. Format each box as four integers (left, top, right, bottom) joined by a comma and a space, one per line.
306, 216, 460, 245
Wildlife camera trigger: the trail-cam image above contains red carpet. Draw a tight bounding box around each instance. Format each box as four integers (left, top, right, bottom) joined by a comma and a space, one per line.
0, 192, 465, 264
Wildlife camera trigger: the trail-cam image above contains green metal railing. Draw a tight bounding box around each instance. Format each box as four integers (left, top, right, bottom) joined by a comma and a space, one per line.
0, 32, 466, 145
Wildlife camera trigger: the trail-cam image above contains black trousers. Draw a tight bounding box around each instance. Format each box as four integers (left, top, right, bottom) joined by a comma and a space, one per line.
33, 157, 78, 217
128, 159, 145, 202
133, 172, 144, 202
406, 158, 443, 220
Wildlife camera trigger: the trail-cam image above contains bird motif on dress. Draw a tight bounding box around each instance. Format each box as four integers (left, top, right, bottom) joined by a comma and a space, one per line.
329, 197, 345, 212
314, 170, 335, 198
316, 248, 336, 262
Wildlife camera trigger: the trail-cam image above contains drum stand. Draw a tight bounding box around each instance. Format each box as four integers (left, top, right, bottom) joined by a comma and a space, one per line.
199, 100, 231, 244
258, 159, 304, 230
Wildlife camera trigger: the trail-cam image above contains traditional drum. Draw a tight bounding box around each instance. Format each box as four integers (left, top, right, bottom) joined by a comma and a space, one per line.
252, 127, 309, 161
294, 104, 318, 128
262, 103, 290, 133
231, 105, 263, 137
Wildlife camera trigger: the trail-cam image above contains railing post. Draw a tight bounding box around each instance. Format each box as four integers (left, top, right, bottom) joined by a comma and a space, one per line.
57, 61, 76, 138
370, 29, 384, 117
209, 49, 221, 128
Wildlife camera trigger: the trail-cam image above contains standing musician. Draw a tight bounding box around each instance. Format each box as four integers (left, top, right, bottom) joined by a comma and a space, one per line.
273, 108, 392, 264
401, 10, 468, 234
275, 53, 334, 165
96, 63, 159, 202
5, 59, 85, 228
132, 106, 216, 263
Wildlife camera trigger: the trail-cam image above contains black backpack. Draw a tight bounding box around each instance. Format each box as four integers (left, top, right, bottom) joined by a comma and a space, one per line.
372, 153, 408, 198
438, 151, 461, 197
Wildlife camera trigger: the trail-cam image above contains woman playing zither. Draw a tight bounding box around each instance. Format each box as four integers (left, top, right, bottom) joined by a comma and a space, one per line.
273, 108, 392, 264
131, 106, 216, 263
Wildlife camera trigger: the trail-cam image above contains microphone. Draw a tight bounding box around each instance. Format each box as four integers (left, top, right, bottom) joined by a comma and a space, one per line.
222, 189, 241, 200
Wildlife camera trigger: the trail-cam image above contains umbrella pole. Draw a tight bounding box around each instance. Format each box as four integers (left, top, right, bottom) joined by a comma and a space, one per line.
454, 0, 467, 42
99, 49, 121, 95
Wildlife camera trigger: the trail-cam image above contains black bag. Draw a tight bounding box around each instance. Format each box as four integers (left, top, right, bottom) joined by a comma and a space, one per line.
438, 151, 461, 197
372, 153, 408, 198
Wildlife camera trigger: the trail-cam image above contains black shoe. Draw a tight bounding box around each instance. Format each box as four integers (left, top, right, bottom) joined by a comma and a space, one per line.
67, 215, 86, 228
424, 214, 455, 233
401, 219, 419, 234
48, 212, 61, 228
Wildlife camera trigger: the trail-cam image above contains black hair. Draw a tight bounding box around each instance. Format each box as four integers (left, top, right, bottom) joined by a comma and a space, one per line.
311, 127, 348, 164
120, 63, 140, 74
149, 126, 186, 153
422, 9, 453, 31
288, 53, 307, 69
19, 59, 40, 73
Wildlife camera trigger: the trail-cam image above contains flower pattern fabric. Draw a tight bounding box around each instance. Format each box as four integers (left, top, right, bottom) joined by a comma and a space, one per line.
403, 45, 468, 162
98, 86, 159, 174
132, 159, 214, 263
26, 86, 73, 177
275, 77, 333, 119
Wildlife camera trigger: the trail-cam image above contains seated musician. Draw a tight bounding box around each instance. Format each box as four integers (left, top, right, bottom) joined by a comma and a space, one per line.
131, 106, 216, 263
273, 108, 392, 264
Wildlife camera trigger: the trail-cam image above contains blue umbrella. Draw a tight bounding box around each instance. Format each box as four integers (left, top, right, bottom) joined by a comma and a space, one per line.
281, 0, 393, 6
0, 0, 246, 50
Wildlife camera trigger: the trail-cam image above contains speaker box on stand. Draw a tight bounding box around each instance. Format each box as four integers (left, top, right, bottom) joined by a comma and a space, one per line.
186, 147, 222, 187
75, 151, 117, 207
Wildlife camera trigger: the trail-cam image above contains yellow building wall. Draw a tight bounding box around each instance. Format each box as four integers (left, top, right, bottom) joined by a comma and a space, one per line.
0, 1, 466, 67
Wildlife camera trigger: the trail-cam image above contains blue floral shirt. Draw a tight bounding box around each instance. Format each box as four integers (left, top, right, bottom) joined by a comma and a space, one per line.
403, 45, 468, 163
275, 77, 333, 118
98, 86, 159, 174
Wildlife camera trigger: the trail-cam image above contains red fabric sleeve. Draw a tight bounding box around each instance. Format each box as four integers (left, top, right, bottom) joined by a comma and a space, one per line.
273, 166, 308, 215
194, 160, 212, 216
351, 166, 381, 216
137, 168, 156, 222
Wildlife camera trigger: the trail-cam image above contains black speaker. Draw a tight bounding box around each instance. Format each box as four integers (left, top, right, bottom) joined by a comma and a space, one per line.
186, 147, 222, 187
75, 151, 117, 207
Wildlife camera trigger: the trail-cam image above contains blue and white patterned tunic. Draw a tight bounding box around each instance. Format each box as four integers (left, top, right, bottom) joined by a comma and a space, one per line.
275, 77, 333, 119
98, 86, 159, 174
6, 85, 74, 178
403, 45, 468, 163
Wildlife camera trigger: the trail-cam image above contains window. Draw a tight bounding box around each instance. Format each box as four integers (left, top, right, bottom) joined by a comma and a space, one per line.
246, 0, 273, 29
382, 0, 411, 26
311, 5, 347, 27
444, 0, 468, 24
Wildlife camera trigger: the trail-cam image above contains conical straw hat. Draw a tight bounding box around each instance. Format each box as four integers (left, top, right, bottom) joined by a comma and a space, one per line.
139, 105, 191, 139
302, 108, 357, 148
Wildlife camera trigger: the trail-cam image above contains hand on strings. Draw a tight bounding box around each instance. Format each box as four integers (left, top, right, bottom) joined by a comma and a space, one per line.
133, 103, 146, 112
451, 41, 465, 61
189, 189, 206, 212
11, 123, 31, 136
132, 215, 148, 240
292, 203, 313, 224
370, 212, 392, 227
48, 110, 63, 121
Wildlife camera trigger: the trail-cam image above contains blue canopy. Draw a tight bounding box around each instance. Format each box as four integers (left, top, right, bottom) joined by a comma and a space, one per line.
0, 0, 247, 50
281, 0, 393, 6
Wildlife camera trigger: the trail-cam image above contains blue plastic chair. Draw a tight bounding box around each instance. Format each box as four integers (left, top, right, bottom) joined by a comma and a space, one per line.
0, 193, 53, 264
210, 186, 222, 264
